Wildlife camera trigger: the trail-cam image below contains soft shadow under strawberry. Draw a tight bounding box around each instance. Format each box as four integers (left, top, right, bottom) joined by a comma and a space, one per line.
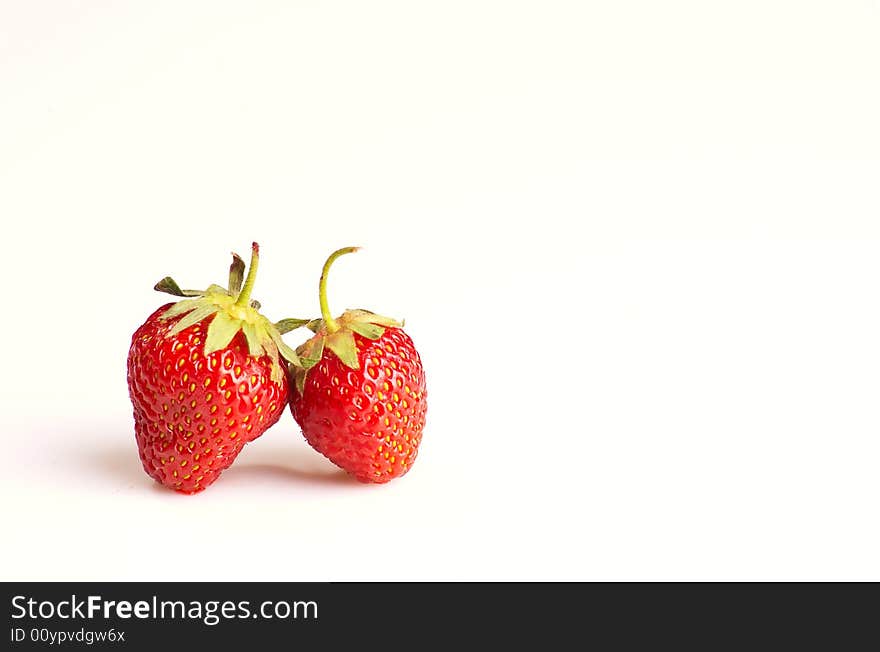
221, 459, 355, 487
77, 438, 354, 491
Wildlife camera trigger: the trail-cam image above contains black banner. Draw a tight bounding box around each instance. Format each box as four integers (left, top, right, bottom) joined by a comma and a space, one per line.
2, 582, 876, 648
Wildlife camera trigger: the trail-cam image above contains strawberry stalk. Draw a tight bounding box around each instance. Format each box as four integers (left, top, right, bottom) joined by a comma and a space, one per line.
319, 246, 360, 334
235, 243, 260, 308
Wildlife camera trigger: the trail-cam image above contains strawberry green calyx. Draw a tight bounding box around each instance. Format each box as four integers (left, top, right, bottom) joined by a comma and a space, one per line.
293, 247, 403, 394
154, 242, 306, 384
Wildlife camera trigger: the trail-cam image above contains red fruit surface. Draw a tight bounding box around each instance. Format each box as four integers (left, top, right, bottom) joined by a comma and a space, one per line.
290, 327, 427, 483
128, 305, 288, 493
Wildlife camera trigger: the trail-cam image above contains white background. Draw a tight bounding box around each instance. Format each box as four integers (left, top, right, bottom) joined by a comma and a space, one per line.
1, 1, 878, 581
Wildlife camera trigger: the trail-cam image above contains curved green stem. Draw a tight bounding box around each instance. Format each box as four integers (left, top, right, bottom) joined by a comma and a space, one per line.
320, 246, 360, 333
235, 242, 260, 307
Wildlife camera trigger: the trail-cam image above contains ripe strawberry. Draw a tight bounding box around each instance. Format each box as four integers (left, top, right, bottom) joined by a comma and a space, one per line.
127, 243, 305, 493
290, 247, 427, 483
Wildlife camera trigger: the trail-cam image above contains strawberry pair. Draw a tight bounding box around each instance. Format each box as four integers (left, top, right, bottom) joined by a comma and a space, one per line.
127, 244, 427, 493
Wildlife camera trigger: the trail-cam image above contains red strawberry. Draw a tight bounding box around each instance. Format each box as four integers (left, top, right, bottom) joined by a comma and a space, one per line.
290, 247, 428, 483
127, 243, 305, 493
